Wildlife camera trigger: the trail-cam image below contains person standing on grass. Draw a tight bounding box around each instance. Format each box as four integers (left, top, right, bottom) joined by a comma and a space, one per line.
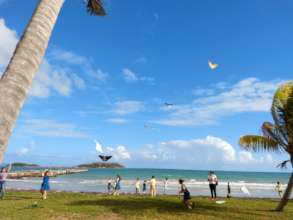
163, 177, 168, 195
208, 171, 218, 200
275, 181, 283, 197
135, 178, 140, 194
113, 175, 121, 196
178, 179, 195, 209
40, 170, 50, 200
0, 164, 11, 199
150, 176, 157, 197
227, 182, 231, 198
107, 179, 112, 194
143, 180, 147, 194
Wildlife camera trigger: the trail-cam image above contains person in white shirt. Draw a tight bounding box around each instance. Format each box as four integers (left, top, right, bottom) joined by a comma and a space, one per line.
208, 171, 218, 199
150, 176, 157, 197
135, 178, 140, 194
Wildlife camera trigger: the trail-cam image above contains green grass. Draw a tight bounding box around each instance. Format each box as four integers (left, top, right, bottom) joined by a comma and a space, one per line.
0, 191, 292, 220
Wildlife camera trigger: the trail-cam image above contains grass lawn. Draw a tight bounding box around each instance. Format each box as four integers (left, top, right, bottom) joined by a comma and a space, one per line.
0, 191, 292, 220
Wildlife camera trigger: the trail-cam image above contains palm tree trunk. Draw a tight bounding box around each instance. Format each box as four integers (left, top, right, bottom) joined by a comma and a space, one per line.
0, 0, 65, 162
276, 157, 293, 211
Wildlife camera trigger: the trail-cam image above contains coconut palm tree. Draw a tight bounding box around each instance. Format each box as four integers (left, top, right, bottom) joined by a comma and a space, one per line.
239, 81, 293, 211
0, 0, 106, 162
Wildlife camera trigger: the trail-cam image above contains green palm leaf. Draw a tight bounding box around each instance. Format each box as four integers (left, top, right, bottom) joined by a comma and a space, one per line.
239, 135, 280, 152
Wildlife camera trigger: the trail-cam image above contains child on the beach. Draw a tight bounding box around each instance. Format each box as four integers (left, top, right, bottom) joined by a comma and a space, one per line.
275, 181, 283, 197
143, 180, 147, 194
107, 179, 112, 194
40, 170, 50, 200
113, 175, 121, 196
178, 179, 195, 209
135, 178, 140, 194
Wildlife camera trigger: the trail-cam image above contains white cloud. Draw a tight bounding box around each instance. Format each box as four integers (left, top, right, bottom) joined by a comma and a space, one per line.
17, 119, 89, 138
122, 68, 154, 84
16, 141, 35, 156
107, 118, 127, 124
156, 78, 283, 127
0, 18, 18, 72
50, 47, 108, 81
106, 145, 131, 160
137, 136, 236, 167
113, 100, 143, 115
121, 136, 279, 170
0, 18, 87, 98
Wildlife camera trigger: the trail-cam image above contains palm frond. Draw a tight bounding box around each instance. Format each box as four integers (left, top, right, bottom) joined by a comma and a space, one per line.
86, 0, 106, 16
276, 160, 291, 169
261, 122, 287, 148
271, 82, 293, 133
239, 135, 280, 152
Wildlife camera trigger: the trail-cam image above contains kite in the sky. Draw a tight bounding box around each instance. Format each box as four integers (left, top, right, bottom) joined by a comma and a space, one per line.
208, 60, 218, 70
240, 185, 251, 196
95, 140, 103, 154
99, 155, 112, 162
94, 140, 112, 162
164, 103, 174, 107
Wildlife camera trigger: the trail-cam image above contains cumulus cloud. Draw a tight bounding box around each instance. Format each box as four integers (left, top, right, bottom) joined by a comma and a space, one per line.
122, 68, 154, 84
107, 145, 131, 160
156, 78, 284, 127
113, 100, 143, 115
119, 136, 279, 170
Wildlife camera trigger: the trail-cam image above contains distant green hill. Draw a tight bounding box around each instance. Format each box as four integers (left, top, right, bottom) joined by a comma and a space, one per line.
77, 162, 124, 168
12, 162, 40, 167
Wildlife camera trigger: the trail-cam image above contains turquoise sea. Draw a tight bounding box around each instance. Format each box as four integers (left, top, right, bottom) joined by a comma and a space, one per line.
7, 168, 292, 198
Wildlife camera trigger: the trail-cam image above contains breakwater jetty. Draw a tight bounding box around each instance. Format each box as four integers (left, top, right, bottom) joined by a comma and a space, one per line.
8, 168, 88, 179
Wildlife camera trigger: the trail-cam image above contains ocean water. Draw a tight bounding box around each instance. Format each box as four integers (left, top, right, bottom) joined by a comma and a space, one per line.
6, 168, 292, 198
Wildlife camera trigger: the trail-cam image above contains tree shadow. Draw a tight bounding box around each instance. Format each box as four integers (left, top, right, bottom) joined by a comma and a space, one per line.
69, 197, 276, 218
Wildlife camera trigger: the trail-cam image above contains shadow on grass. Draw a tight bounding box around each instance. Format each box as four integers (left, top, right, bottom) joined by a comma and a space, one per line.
69, 197, 275, 219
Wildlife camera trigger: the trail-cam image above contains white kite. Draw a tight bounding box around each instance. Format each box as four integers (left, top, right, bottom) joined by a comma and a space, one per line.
208, 60, 218, 70
94, 140, 103, 154
240, 185, 251, 196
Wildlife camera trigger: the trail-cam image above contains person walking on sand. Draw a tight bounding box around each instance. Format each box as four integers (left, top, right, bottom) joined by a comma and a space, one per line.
275, 181, 283, 197
0, 163, 12, 199
135, 178, 140, 194
208, 171, 218, 200
113, 175, 121, 196
150, 176, 157, 197
163, 177, 168, 195
178, 179, 195, 209
40, 170, 50, 200
143, 180, 147, 194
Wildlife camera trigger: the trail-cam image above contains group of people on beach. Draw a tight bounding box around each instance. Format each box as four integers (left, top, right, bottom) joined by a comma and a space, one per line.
0, 167, 286, 209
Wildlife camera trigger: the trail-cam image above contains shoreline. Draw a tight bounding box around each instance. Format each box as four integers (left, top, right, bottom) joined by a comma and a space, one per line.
6, 188, 284, 200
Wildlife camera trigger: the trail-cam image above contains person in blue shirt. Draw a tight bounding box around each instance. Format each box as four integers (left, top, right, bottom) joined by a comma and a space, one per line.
40, 170, 50, 200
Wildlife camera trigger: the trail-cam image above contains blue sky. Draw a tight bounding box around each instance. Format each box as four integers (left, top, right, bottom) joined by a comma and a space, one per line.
0, 0, 292, 171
